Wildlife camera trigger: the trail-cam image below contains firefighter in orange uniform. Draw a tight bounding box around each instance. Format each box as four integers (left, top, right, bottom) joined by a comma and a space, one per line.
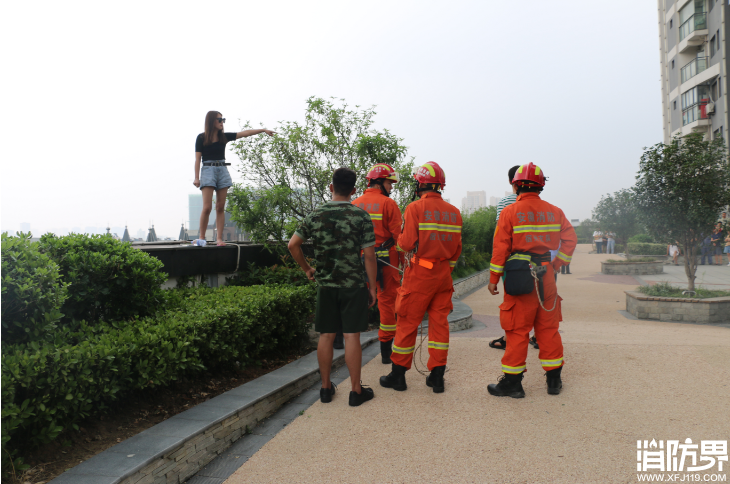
379, 161, 462, 393
487, 163, 576, 398
353, 164, 403, 364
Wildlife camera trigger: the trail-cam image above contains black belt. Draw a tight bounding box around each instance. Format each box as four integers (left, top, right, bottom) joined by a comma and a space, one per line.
203, 162, 230, 166
513, 251, 551, 264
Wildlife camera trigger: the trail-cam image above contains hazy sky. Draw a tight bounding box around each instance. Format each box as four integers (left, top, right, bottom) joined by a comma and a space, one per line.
1, 1, 661, 238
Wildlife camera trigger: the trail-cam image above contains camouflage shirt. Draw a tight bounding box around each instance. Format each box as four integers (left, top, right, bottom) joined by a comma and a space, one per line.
295, 201, 376, 288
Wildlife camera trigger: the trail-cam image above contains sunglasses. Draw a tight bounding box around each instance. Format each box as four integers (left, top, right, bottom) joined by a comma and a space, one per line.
216, 118, 226, 123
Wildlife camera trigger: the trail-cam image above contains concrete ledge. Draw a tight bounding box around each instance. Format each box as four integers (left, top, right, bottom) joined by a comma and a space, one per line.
625, 291, 730, 324
49, 331, 380, 484
601, 261, 664, 275
452, 269, 489, 299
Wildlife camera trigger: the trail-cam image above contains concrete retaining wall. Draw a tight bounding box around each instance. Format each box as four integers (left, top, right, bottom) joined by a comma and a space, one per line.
452, 269, 489, 299
601, 261, 664, 275
625, 291, 730, 324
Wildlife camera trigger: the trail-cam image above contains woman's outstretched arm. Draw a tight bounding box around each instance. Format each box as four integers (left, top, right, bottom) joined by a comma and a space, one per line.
235, 129, 276, 139
193, 152, 202, 188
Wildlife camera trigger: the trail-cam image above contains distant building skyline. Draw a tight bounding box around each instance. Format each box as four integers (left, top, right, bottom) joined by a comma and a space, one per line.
461, 190, 486, 213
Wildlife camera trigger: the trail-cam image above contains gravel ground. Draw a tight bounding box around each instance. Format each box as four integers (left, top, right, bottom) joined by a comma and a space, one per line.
225, 245, 730, 484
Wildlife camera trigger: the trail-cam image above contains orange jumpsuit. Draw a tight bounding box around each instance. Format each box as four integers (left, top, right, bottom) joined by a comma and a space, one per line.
489, 192, 577, 375
353, 187, 403, 343
392, 192, 463, 370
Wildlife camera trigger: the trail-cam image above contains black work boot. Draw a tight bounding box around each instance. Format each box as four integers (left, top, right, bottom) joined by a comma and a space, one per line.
333, 330, 344, 350
426, 366, 446, 393
380, 340, 393, 364
379, 363, 407, 391
487, 372, 525, 398
546, 367, 562, 395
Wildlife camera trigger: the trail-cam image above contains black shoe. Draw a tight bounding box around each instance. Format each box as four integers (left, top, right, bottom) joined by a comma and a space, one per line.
529, 335, 539, 349
380, 340, 393, 364
426, 366, 445, 393
333, 330, 344, 350
320, 382, 337, 403
546, 367, 562, 395
379, 363, 407, 391
487, 373, 525, 398
349, 383, 374, 407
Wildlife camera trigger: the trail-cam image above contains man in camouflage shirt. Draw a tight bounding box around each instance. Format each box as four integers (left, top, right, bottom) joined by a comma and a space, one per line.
288, 167, 378, 407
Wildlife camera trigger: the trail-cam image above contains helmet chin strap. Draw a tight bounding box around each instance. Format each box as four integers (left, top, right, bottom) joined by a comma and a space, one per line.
413, 183, 441, 200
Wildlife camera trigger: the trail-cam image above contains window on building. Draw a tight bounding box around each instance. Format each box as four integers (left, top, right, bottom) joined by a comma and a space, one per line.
672, 59, 675, 69
711, 35, 717, 56
712, 81, 718, 100
670, 19, 673, 28
716, 31, 720, 54
674, 100, 677, 110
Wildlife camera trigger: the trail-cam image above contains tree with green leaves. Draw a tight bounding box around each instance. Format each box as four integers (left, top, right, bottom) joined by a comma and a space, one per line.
227, 97, 414, 244
633, 133, 730, 291
591, 189, 640, 253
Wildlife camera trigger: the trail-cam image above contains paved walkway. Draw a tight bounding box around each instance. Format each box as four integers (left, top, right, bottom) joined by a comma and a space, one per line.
637, 263, 730, 291
222, 246, 730, 484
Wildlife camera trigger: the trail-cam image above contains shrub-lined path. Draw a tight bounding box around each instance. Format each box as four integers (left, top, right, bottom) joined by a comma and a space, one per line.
223, 245, 730, 484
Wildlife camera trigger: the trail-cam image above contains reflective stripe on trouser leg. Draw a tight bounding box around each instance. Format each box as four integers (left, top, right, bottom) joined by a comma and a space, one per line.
390, 292, 429, 370
426, 290, 452, 371
501, 293, 537, 375
377, 263, 400, 342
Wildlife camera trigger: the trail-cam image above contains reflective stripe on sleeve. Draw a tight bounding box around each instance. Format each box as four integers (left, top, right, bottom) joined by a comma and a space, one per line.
379, 323, 397, 332
449, 260, 457, 268
513, 224, 561, 233
557, 251, 572, 263
392, 344, 415, 355
418, 223, 462, 233
540, 358, 563, 368
490, 263, 504, 274
502, 364, 526, 374
427, 341, 449, 350
370, 213, 383, 220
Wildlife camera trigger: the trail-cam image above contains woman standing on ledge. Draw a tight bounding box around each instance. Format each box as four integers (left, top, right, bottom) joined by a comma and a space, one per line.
193, 111, 274, 246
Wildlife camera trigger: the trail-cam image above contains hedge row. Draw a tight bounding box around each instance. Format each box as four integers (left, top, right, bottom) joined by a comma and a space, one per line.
1, 284, 315, 457
627, 242, 667, 255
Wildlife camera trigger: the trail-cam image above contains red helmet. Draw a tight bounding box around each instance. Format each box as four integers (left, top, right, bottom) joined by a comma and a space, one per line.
413, 161, 446, 188
511, 163, 546, 187
366, 163, 399, 183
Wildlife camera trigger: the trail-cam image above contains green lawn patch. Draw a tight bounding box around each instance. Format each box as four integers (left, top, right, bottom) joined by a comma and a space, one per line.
638, 282, 730, 299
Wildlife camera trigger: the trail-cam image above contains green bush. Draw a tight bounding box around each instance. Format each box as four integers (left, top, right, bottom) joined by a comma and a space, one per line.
1, 233, 69, 344
638, 282, 730, 299
1, 284, 315, 460
38, 233, 167, 324
226, 262, 313, 287
629, 234, 654, 243
627, 242, 666, 255
461, 207, 497, 254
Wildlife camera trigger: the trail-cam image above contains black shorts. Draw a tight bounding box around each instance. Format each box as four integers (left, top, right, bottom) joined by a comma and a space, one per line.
315, 286, 369, 334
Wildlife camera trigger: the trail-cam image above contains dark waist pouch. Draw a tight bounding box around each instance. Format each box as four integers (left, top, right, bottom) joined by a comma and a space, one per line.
503, 256, 535, 296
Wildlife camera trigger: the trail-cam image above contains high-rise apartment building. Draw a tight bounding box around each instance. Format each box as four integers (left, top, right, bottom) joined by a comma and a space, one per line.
658, 0, 729, 143
461, 191, 486, 213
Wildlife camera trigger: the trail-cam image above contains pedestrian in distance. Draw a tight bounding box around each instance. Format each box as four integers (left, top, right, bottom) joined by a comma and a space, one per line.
606, 232, 616, 254
487, 163, 577, 398
724, 231, 730, 266
711, 224, 724, 265
700, 234, 714, 265
668, 242, 680, 266
193, 111, 275, 246
288, 167, 377, 407
352, 164, 403, 364
380, 161, 462, 394
593, 230, 604, 254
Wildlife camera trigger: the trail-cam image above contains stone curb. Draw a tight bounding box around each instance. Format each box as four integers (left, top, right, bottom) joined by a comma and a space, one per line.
48, 331, 381, 484
625, 291, 730, 324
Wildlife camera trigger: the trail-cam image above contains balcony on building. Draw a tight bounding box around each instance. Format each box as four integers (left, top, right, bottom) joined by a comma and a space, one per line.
680, 56, 708, 83
678, 11, 707, 53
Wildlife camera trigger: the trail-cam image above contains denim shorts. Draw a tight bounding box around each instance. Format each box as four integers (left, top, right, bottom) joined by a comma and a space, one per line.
199, 162, 233, 191
724, 246, 730, 254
